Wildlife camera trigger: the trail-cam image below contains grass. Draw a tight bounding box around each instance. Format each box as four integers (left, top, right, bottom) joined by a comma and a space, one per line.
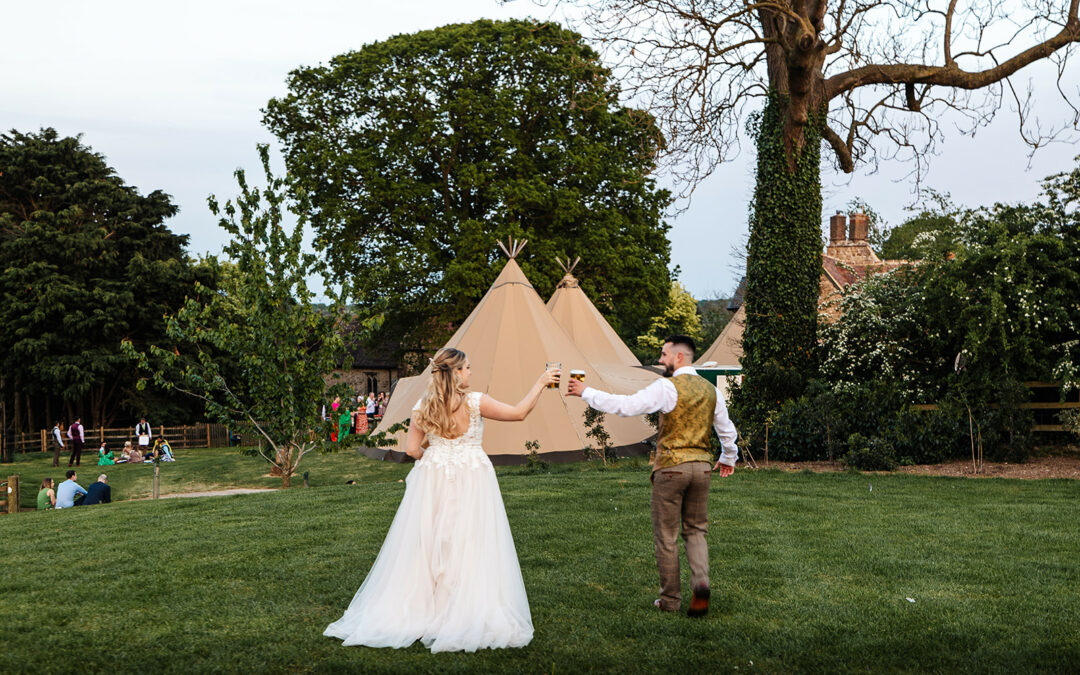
6, 445, 414, 507
0, 453, 1078, 673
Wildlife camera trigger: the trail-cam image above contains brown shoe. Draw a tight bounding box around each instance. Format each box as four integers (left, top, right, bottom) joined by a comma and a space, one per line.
687, 586, 710, 618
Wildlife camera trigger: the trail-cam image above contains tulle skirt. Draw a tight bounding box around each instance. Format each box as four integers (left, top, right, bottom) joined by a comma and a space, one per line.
324, 457, 533, 653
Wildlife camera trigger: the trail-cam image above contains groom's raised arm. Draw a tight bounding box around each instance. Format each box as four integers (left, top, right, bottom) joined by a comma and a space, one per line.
568, 378, 676, 417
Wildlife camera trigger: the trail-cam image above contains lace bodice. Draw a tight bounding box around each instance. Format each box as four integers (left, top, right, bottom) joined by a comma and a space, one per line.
414, 391, 490, 471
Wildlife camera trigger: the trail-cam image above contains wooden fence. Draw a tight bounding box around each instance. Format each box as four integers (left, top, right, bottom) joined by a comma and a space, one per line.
911, 382, 1079, 432
0, 423, 240, 459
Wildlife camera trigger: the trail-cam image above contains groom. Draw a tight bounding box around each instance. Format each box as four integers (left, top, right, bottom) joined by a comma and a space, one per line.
568, 335, 738, 617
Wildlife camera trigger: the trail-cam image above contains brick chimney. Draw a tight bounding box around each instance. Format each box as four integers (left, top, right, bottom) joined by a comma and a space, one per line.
849, 211, 869, 242
829, 211, 847, 244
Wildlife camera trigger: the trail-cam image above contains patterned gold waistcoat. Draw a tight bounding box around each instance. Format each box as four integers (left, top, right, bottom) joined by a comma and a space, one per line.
653, 374, 716, 470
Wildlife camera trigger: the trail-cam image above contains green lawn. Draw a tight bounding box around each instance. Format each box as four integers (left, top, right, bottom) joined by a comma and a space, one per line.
6, 445, 414, 507
1, 452, 1077, 673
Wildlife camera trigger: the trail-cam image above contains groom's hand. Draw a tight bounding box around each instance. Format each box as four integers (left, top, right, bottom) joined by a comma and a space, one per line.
566, 378, 585, 397
713, 460, 734, 477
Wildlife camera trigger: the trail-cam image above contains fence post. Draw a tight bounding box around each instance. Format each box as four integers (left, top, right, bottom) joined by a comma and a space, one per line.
41, 429, 47, 453
206, 424, 211, 448
6, 474, 19, 513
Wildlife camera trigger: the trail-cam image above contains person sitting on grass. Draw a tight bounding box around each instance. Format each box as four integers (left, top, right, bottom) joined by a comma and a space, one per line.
128, 442, 144, 464
37, 478, 56, 510
55, 470, 87, 509
97, 442, 116, 466
83, 474, 112, 505
148, 438, 175, 462
118, 441, 133, 463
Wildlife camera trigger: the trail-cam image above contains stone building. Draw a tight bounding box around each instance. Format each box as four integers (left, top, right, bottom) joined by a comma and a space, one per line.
697, 211, 914, 367
330, 341, 401, 398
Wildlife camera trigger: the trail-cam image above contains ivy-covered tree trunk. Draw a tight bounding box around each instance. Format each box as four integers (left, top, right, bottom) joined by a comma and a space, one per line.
737, 93, 824, 435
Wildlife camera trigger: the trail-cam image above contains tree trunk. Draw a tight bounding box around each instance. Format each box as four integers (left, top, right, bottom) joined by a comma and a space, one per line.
757, 5, 828, 166
735, 92, 824, 438
97, 379, 121, 428
91, 384, 103, 431
13, 379, 23, 433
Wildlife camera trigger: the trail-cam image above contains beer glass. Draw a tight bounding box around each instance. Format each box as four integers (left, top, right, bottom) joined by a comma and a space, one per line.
545, 362, 561, 389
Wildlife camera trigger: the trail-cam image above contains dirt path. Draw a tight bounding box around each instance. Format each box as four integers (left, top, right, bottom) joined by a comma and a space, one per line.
158, 488, 277, 499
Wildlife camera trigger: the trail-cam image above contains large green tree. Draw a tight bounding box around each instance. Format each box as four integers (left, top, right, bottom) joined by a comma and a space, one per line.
0, 128, 217, 431
263, 19, 672, 349
636, 281, 703, 353
548, 0, 1080, 432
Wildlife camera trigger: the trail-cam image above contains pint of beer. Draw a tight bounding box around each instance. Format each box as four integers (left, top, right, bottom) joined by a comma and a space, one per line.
570, 369, 586, 383
546, 362, 562, 389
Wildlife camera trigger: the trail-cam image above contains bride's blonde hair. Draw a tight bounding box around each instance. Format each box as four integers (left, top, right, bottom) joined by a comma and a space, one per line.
416, 348, 469, 438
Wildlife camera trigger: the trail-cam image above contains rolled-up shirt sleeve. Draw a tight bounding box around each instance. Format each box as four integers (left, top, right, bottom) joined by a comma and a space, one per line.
581, 379, 677, 417
713, 389, 739, 467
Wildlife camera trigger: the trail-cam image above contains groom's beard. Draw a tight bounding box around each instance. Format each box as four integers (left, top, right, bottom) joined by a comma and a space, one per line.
662, 363, 675, 377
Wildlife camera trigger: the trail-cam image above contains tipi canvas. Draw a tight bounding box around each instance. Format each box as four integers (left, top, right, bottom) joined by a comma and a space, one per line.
371, 252, 655, 464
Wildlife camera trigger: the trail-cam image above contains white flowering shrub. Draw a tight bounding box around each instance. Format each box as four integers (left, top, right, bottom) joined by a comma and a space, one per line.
806, 158, 1080, 460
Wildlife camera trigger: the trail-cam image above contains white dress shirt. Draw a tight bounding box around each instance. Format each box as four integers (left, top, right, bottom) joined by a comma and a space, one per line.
581, 366, 739, 467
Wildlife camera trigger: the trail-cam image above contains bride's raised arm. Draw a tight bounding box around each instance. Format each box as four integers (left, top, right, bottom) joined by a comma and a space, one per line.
479, 367, 559, 422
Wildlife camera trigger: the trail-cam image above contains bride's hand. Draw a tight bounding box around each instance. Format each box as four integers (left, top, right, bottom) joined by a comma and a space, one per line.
406, 447, 424, 460
538, 367, 560, 389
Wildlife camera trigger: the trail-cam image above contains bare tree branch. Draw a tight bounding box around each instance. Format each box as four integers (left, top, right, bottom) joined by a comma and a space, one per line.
533, 0, 1080, 189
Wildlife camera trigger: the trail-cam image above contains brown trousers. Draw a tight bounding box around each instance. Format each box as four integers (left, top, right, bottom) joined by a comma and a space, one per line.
650, 461, 711, 611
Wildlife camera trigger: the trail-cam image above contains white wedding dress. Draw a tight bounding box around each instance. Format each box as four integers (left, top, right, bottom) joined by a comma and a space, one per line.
324, 391, 533, 653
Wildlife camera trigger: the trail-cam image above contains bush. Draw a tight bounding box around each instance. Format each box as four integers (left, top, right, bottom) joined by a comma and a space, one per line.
841, 433, 898, 471
977, 380, 1034, 462
748, 377, 1040, 466
523, 440, 548, 473
1062, 409, 1080, 439
763, 381, 905, 462
889, 404, 968, 465
762, 393, 833, 461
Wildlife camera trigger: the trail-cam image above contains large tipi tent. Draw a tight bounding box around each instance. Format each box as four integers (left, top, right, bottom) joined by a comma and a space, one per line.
370, 242, 656, 464
696, 305, 744, 368
546, 257, 643, 368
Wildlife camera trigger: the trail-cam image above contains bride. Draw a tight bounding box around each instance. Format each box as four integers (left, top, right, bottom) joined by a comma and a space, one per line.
324, 347, 558, 653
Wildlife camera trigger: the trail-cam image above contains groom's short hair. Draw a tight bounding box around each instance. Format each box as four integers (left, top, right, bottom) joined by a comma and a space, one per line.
664, 335, 696, 358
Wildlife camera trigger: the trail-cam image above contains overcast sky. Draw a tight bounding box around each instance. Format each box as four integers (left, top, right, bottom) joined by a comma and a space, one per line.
4, 0, 1078, 300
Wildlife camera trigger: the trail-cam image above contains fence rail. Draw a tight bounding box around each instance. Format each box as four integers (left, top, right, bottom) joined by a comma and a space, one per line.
912, 382, 1079, 432
0, 423, 239, 458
